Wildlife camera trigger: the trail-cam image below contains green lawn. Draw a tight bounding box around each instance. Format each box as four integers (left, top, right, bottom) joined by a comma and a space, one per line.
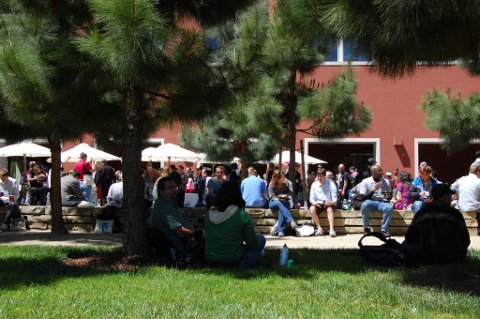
0, 246, 479, 318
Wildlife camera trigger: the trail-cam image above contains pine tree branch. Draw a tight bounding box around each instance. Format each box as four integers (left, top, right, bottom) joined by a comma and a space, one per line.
144, 90, 172, 100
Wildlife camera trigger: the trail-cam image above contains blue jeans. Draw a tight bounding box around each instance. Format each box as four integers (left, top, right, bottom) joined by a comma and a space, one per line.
79, 181, 92, 202
360, 200, 393, 232
269, 200, 295, 233
237, 234, 266, 269
412, 200, 424, 214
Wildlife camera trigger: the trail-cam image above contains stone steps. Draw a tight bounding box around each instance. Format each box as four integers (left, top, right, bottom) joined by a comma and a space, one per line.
1, 206, 478, 235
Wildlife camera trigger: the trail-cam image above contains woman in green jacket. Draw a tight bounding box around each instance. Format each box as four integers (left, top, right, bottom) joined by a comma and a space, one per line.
204, 181, 266, 269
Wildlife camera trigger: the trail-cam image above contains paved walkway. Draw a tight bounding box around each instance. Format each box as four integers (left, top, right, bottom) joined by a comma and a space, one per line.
1, 231, 480, 250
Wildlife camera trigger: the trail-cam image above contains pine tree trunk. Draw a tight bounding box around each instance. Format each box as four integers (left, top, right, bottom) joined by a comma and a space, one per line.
288, 110, 297, 196
49, 138, 68, 234
122, 89, 149, 255
287, 71, 298, 196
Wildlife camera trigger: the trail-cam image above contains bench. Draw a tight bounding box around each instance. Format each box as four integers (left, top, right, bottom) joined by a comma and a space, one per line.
1, 206, 478, 235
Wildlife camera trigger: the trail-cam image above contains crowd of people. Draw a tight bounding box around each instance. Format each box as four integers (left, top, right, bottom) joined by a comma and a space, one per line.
1, 150, 479, 268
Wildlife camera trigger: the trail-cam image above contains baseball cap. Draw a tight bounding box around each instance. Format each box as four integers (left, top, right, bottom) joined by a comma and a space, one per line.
367, 157, 377, 165
386, 171, 392, 177
431, 184, 455, 200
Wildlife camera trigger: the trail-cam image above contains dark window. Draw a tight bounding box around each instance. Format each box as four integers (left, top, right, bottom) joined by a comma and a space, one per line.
343, 39, 371, 62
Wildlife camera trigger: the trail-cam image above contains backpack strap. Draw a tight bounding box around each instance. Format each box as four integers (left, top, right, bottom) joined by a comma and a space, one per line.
358, 232, 388, 249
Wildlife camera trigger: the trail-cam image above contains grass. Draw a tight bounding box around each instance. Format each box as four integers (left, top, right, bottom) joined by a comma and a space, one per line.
0, 246, 479, 318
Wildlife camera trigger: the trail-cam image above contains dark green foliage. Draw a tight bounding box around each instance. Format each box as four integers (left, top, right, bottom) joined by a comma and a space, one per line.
297, 67, 371, 138
421, 89, 480, 154
183, 1, 371, 171
320, 0, 480, 77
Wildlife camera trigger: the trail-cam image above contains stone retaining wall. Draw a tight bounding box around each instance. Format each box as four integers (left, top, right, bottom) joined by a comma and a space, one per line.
0, 206, 478, 235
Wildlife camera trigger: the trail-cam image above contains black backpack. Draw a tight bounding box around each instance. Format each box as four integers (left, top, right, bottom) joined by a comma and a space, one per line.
358, 232, 413, 267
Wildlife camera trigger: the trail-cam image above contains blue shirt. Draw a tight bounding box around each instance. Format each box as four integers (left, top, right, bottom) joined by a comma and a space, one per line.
241, 175, 267, 207
412, 176, 440, 199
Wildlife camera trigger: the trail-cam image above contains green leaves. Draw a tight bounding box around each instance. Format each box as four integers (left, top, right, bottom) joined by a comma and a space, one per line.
77, 0, 168, 88
319, 0, 480, 76
297, 66, 371, 138
421, 89, 480, 154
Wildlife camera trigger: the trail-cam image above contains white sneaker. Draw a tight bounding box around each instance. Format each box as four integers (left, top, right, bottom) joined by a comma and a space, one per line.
278, 232, 284, 237
314, 228, 324, 236
290, 221, 297, 229
270, 224, 279, 236
329, 230, 337, 237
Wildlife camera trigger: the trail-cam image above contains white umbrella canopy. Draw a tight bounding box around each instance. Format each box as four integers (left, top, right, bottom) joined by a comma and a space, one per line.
141, 143, 202, 163
0, 141, 51, 158
197, 153, 240, 164
271, 150, 328, 165
61, 143, 121, 162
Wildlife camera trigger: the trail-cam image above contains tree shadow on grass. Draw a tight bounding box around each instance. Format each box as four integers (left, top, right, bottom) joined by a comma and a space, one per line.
0, 246, 130, 290
199, 248, 374, 280
399, 253, 480, 296
1, 246, 479, 296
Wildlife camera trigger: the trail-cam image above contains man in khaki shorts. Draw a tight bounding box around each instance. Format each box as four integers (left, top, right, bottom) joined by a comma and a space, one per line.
309, 168, 338, 237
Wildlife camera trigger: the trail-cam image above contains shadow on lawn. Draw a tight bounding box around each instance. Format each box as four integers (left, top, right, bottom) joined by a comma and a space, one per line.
0, 247, 132, 290
1, 247, 479, 296
400, 256, 480, 296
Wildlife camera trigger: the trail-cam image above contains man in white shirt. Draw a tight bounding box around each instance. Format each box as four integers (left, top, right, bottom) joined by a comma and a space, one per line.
0, 168, 22, 231
451, 163, 480, 235
106, 175, 123, 207
309, 168, 338, 237
359, 165, 393, 237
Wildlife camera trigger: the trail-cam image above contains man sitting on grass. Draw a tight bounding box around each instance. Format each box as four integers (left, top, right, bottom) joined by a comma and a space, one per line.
404, 184, 470, 264
151, 177, 194, 259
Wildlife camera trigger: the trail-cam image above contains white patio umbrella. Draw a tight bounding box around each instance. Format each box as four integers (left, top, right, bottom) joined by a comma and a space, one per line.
0, 141, 51, 158
61, 143, 121, 162
141, 143, 202, 165
197, 153, 240, 164
271, 150, 328, 165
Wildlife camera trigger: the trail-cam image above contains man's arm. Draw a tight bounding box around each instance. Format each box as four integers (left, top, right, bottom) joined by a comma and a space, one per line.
175, 225, 193, 237
341, 180, 347, 195
207, 179, 214, 194
326, 181, 338, 206
72, 181, 84, 198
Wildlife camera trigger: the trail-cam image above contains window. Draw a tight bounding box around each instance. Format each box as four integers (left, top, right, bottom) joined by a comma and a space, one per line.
323, 39, 371, 64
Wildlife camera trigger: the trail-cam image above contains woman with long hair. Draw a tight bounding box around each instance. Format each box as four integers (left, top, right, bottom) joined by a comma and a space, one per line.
266, 162, 275, 186
268, 170, 297, 237
204, 181, 265, 269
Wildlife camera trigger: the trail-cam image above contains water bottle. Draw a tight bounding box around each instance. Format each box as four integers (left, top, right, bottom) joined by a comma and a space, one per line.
279, 244, 289, 266
347, 200, 352, 211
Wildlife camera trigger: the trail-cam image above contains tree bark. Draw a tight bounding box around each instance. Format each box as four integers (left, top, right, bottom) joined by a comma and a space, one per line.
49, 137, 68, 234
122, 89, 149, 255
287, 71, 298, 195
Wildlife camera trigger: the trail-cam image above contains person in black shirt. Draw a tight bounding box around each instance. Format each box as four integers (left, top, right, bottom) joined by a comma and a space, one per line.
404, 184, 470, 264
354, 157, 377, 186
337, 163, 351, 207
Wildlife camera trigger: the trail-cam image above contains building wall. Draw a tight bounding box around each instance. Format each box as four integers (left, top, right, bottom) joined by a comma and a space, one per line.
59, 65, 480, 182
296, 65, 480, 182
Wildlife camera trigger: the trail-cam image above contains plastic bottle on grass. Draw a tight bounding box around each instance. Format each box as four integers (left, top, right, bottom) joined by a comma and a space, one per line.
279, 244, 289, 266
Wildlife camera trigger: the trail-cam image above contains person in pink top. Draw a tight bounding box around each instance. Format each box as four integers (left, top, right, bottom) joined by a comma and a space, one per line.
394, 172, 414, 210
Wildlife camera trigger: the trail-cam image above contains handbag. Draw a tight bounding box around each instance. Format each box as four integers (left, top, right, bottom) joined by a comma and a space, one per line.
350, 193, 365, 210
